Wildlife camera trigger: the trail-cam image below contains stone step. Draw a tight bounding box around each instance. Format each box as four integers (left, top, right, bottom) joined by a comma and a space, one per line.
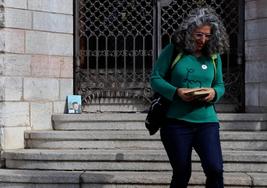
3, 149, 267, 173
25, 130, 267, 141
25, 130, 267, 150
25, 140, 267, 151
52, 113, 267, 131
0, 169, 265, 187
0, 169, 81, 188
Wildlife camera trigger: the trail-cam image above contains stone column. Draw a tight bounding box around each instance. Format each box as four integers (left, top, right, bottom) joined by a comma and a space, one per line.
0, 0, 73, 150
245, 0, 267, 112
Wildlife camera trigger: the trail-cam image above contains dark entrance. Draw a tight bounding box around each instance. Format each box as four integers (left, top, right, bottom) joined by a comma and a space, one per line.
74, 0, 244, 112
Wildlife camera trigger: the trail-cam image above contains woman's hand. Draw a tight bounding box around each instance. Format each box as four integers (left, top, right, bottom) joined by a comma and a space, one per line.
199, 88, 216, 102
176, 88, 216, 102
176, 88, 198, 102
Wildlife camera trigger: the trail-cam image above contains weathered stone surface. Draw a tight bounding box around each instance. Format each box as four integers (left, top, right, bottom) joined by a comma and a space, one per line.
24, 78, 59, 100
245, 83, 259, 107
60, 57, 73, 78
53, 112, 267, 131
33, 11, 73, 33
31, 55, 61, 77
0, 54, 31, 76
245, 0, 267, 20
5, 158, 267, 173
0, 78, 3, 100
0, 183, 79, 188
245, 62, 267, 83
0, 127, 28, 149
31, 55, 73, 78
53, 101, 66, 114
81, 171, 252, 186
0, 30, 4, 52
0, 57, 3, 76
245, 39, 267, 61
0, 168, 256, 187
53, 120, 267, 131
4, 8, 32, 29
3, 0, 27, 9
24, 130, 267, 141
177, 113, 251, 120
28, 0, 73, 14
0, 169, 81, 183
0, 76, 22, 100
53, 121, 145, 131
248, 173, 267, 186
59, 79, 73, 100
3, 149, 267, 162
82, 185, 210, 188
26, 31, 73, 56
24, 129, 267, 150
0, 169, 256, 187
30, 102, 53, 130
260, 83, 267, 106
246, 19, 267, 40
0, 102, 29, 127
0, 28, 24, 53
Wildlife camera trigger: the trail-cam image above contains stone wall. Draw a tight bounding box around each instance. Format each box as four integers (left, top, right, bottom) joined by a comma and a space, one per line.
0, 0, 73, 149
245, 0, 267, 112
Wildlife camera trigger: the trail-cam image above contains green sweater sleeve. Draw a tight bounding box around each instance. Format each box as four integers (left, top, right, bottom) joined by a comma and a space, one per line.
212, 55, 225, 103
150, 44, 177, 101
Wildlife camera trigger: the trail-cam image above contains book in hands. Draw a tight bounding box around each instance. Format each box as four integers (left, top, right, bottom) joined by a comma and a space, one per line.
185, 89, 210, 97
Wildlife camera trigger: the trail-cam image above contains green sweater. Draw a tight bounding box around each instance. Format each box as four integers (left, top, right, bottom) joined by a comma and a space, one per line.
150, 44, 225, 123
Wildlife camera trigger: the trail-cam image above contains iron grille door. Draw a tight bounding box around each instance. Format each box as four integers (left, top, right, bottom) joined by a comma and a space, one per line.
75, 0, 244, 111
75, 0, 154, 104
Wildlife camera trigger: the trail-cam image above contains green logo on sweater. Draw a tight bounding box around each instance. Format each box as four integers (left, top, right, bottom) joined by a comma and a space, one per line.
183, 68, 202, 88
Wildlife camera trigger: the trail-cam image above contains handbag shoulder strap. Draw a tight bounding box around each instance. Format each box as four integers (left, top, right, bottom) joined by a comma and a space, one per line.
164, 46, 182, 80
211, 54, 218, 81
171, 53, 183, 69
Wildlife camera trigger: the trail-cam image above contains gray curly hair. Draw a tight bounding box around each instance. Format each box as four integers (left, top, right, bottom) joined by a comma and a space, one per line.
172, 7, 229, 55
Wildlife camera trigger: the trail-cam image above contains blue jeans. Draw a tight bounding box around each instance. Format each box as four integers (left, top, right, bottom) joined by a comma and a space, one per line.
160, 119, 224, 188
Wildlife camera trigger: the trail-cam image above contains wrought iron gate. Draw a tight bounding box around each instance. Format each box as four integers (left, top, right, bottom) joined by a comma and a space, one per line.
74, 0, 244, 111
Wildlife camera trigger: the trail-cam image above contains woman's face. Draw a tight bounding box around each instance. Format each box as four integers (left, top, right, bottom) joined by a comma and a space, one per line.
192, 25, 212, 52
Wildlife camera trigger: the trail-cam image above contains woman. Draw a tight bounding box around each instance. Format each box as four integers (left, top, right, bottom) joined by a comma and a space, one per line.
150, 7, 229, 188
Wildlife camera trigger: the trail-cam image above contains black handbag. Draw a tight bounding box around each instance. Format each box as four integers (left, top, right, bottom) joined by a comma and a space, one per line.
145, 93, 171, 135
145, 50, 183, 135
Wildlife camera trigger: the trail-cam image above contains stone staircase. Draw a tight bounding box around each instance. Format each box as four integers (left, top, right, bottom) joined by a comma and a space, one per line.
0, 113, 267, 187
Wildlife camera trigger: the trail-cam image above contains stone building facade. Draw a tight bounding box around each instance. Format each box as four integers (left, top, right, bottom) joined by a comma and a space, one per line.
0, 0, 267, 150
245, 0, 267, 112
0, 0, 74, 149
